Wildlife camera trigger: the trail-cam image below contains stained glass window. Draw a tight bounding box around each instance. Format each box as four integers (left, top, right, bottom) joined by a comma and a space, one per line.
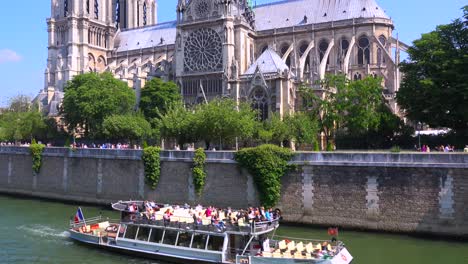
377, 35, 387, 65
94, 0, 99, 19
184, 28, 223, 72
64, 0, 69, 17
143, 2, 147, 26
358, 36, 370, 65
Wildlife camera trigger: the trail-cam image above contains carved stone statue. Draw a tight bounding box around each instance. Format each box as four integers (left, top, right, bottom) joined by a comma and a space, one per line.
231, 59, 238, 79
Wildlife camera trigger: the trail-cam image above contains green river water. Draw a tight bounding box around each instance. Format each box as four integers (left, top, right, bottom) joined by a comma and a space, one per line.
1, 195, 467, 264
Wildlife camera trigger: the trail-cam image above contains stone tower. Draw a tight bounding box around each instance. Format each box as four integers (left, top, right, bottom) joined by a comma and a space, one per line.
116, 0, 157, 30
41, 1, 157, 114
174, 0, 255, 104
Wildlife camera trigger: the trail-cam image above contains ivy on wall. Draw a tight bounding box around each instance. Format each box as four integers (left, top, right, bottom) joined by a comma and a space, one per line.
192, 148, 207, 196
29, 142, 45, 174
235, 144, 294, 208
142, 146, 161, 189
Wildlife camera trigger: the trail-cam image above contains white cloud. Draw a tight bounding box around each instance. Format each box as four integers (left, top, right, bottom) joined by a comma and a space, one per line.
0, 49, 22, 64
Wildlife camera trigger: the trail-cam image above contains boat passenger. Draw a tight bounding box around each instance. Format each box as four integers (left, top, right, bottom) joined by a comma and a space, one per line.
163, 209, 172, 226
264, 209, 272, 221
204, 206, 212, 218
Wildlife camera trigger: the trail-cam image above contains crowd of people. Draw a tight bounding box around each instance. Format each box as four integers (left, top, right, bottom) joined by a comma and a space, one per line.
417, 144, 458, 152
0, 141, 142, 150
125, 201, 280, 232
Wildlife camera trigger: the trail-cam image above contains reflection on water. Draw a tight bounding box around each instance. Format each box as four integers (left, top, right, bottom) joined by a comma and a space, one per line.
0, 195, 467, 263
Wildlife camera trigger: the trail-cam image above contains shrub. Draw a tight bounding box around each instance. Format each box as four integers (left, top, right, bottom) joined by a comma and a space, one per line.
390, 146, 401, 153
313, 141, 320, 151
29, 142, 45, 174
326, 142, 334, 151
142, 146, 161, 189
235, 144, 294, 208
192, 148, 207, 196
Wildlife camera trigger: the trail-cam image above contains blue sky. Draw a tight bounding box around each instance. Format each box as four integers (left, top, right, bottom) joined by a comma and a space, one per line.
0, 0, 465, 106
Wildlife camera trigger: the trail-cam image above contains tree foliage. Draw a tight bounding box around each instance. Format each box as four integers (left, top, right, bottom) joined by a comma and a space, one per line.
61, 72, 136, 138
300, 74, 386, 144
139, 78, 181, 120
159, 99, 256, 149
158, 103, 198, 148
286, 112, 320, 146
397, 6, 468, 135
194, 99, 256, 149
102, 114, 152, 142
0, 96, 48, 142
235, 144, 293, 208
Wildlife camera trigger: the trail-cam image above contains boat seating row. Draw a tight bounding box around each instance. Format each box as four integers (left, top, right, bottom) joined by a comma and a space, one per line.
268, 240, 335, 258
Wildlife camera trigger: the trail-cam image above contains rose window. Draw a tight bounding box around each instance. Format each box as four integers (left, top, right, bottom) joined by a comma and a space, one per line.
195, 0, 209, 18
184, 28, 223, 72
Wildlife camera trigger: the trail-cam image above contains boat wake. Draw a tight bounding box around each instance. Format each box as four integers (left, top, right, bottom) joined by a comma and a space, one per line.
17, 224, 70, 240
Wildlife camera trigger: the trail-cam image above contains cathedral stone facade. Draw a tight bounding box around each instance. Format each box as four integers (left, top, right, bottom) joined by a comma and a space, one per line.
37, 0, 407, 118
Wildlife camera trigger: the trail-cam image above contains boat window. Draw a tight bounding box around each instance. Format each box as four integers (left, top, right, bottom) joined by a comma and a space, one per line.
207, 235, 225, 252
191, 233, 208, 249
118, 224, 126, 238
177, 232, 192, 248
124, 225, 138, 240
136, 226, 151, 241
162, 230, 178, 245
149, 228, 164, 243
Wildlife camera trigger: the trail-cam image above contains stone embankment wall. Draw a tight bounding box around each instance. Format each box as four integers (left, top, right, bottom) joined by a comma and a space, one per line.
0, 147, 467, 237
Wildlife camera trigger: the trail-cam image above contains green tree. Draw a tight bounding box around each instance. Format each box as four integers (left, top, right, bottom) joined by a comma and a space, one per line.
0, 110, 46, 142
102, 114, 152, 142
195, 99, 256, 149
286, 112, 319, 146
61, 72, 136, 138
256, 113, 291, 145
158, 103, 198, 148
397, 6, 468, 135
7, 95, 33, 113
139, 78, 181, 120
300, 74, 385, 145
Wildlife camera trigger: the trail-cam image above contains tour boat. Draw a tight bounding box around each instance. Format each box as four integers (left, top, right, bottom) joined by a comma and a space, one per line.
68, 201, 353, 264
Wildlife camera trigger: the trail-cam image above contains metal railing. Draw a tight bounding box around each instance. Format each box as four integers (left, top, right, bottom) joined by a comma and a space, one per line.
69, 216, 120, 229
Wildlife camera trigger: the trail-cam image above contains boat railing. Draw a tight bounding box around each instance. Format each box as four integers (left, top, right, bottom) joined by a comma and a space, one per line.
252, 219, 280, 234
69, 216, 120, 229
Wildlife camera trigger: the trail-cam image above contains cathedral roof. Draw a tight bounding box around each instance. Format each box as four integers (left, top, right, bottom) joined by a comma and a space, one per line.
253, 0, 390, 31
244, 48, 290, 76
115, 21, 177, 53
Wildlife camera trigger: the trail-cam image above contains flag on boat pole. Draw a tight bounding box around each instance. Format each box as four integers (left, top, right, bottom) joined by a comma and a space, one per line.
74, 207, 85, 225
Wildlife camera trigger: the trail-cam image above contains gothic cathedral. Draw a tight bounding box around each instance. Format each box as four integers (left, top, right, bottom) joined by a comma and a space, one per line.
37, 0, 407, 118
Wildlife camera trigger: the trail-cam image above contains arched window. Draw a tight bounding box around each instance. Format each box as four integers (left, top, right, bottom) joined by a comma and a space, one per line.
94, 0, 99, 19
319, 39, 330, 66
357, 36, 370, 65
337, 38, 349, 66
64, 0, 69, 17
115, 1, 120, 28
250, 87, 269, 121
377, 35, 387, 66
354, 72, 362, 80
280, 43, 291, 67
143, 2, 148, 26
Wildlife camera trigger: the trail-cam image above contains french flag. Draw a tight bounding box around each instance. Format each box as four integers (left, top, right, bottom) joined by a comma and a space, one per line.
74, 207, 85, 224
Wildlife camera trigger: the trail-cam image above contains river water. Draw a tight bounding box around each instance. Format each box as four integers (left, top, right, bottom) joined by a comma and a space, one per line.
1, 195, 467, 264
